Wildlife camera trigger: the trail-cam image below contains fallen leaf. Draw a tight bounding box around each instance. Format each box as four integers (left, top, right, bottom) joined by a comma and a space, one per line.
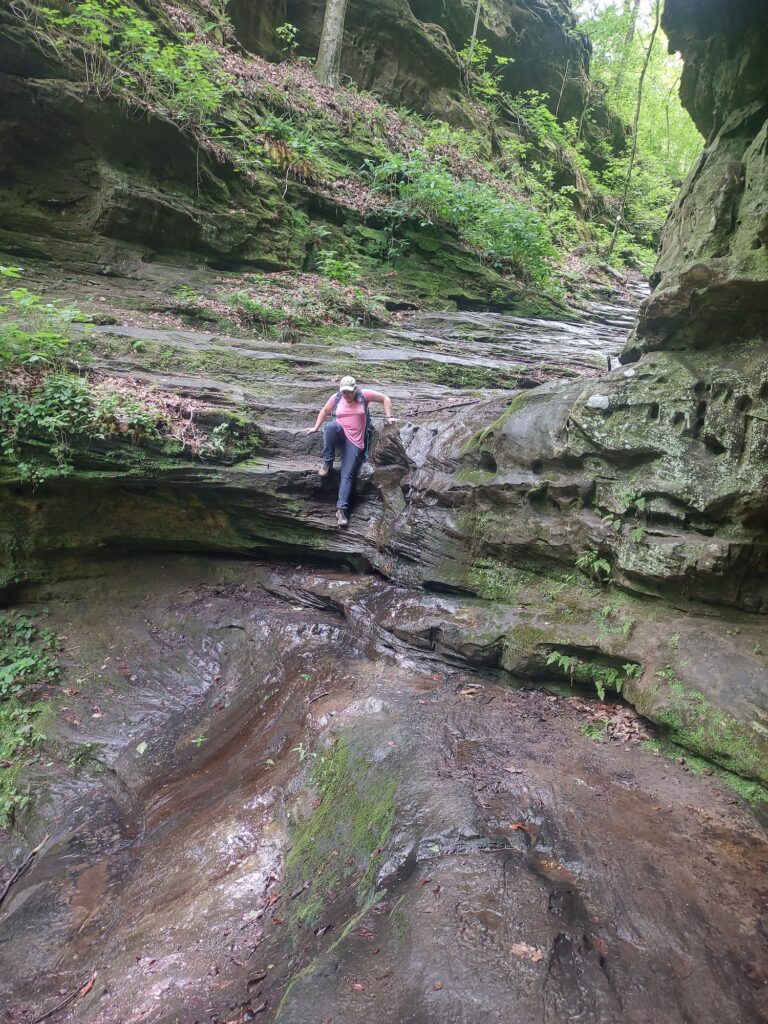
248, 971, 268, 985
62, 687, 80, 696
503, 766, 524, 774
135, 741, 147, 756
510, 942, 544, 962
351, 982, 365, 992
432, 885, 441, 895
314, 923, 333, 937
351, 925, 375, 940
271, 915, 283, 926
433, 981, 443, 990
79, 974, 96, 997
251, 1000, 267, 1015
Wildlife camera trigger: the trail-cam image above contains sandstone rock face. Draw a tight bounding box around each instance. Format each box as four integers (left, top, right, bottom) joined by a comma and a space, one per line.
2, 560, 766, 1023
627, 0, 768, 353
457, 0, 768, 628
270, 0, 593, 123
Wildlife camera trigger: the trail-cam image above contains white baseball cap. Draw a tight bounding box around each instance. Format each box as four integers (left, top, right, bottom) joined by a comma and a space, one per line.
339, 375, 357, 392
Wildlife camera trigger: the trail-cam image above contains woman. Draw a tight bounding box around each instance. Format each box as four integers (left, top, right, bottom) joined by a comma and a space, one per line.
305, 375, 397, 526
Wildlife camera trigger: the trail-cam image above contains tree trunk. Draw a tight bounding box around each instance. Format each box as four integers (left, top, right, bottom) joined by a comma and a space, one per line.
606, 0, 661, 260
614, 0, 641, 94
466, 0, 483, 66
315, 0, 350, 87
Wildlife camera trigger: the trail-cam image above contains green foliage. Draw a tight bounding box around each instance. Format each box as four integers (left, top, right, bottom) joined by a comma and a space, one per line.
276, 22, 299, 55
226, 275, 388, 334
0, 613, 61, 828
575, 549, 612, 582
0, 267, 83, 369
574, 0, 702, 264
0, 371, 169, 479
36, 0, 230, 130
254, 113, 324, 181
582, 718, 610, 742
174, 285, 200, 304
369, 151, 555, 283
458, 37, 512, 100
546, 650, 640, 701
315, 250, 361, 284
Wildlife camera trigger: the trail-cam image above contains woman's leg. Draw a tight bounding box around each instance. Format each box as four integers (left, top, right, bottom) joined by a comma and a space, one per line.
337, 436, 363, 512
322, 421, 344, 465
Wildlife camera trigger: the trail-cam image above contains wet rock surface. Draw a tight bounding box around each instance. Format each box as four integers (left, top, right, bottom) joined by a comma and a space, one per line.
2, 285, 766, 783
1, 558, 767, 1024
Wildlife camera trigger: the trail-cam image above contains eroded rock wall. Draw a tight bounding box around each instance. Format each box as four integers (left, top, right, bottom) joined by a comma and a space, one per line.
459, 0, 768, 618
271, 0, 593, 123
627, 0, 768, 353
0, 0, 607, 290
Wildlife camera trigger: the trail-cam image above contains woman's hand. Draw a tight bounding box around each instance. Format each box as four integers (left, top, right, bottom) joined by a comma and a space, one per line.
385, 417, 399, 425
303, 426, 319, 434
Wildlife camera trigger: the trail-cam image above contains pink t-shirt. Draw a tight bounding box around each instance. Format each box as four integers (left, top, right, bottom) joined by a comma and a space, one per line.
324, 390, 373, 450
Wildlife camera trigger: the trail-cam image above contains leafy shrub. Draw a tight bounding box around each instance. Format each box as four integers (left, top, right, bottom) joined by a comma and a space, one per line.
35, 0, 230, 130
458, 37, 512, 101
369, 152, 555, 283
253, 113, 324, 181
316, 250, 361, 284
276, 21, 299, 55
0, 266, 83, 368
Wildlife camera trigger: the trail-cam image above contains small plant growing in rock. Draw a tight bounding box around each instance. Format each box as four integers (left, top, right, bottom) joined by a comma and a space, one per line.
316, 250, 361, 284
576, 549, 612, 582
546, 651, 641, 702
276, 21, 299, 55
458, 37, 512, 101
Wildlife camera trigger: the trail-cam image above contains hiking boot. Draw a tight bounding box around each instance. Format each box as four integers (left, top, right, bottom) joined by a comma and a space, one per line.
318, 461, 332, 478
336, 509, 349, 527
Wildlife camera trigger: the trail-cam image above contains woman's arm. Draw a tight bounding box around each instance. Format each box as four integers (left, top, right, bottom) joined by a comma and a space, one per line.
364, 390, 397, 423
304, 398, 334, 433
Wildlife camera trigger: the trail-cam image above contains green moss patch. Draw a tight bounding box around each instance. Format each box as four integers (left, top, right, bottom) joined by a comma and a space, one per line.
0, 612, 61, 828
284, 735, 396, 932
635, 666, 768, 785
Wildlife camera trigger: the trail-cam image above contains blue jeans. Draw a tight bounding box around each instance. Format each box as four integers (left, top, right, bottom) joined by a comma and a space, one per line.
322, 421, 363, 513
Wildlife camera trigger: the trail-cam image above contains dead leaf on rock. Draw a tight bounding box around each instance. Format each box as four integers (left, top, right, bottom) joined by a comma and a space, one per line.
79, 974, 96, 997
351, 925, 375, 940
510, 942, 545, 962
433, 981, 444, 990
351, 982, 365, 992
